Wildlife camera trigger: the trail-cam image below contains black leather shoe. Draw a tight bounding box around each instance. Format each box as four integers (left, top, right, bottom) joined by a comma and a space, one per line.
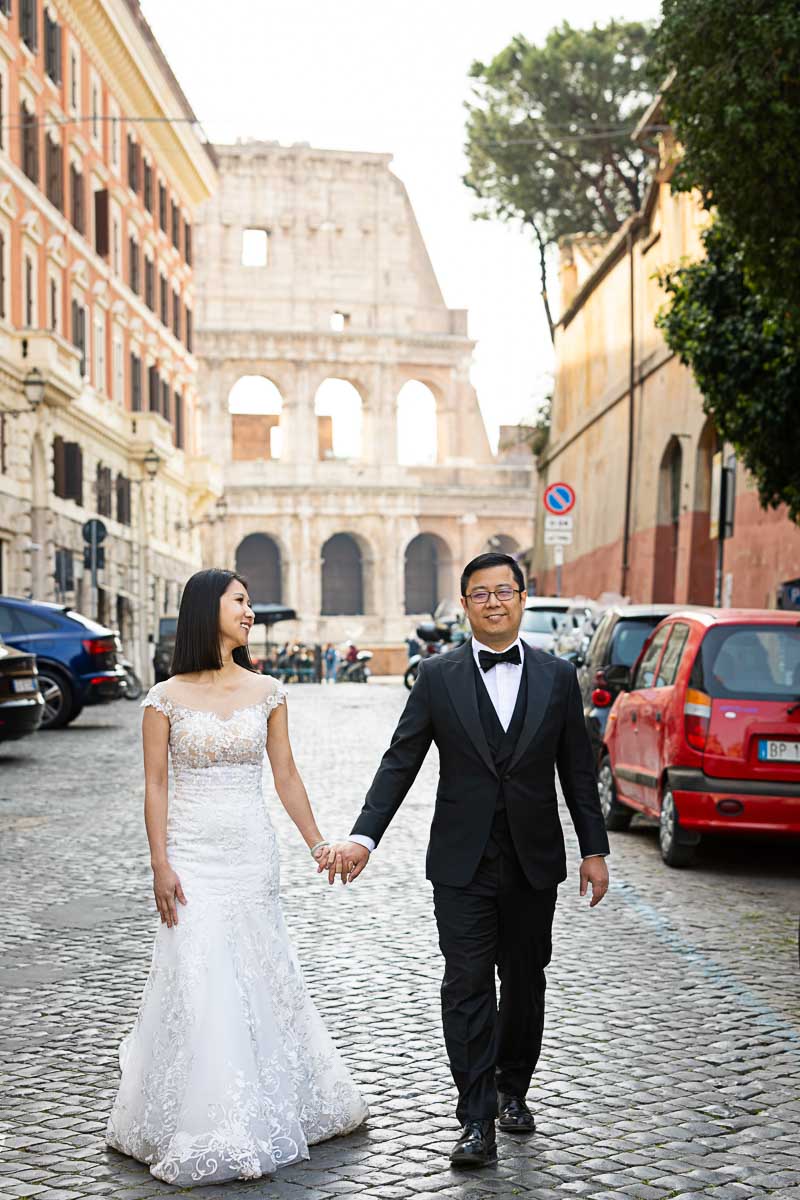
497, 1094, 535, 1133
450, 1119, 498, 1168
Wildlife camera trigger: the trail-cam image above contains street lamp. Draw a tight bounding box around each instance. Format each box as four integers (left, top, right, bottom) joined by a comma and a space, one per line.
23, 367, 46, 409
143, 448, 161, 480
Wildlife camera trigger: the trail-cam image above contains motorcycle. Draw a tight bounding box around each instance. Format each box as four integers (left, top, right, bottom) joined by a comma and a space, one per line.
119, 654, 143, 701
336, 650, 373, 683
404, 614, 466, 689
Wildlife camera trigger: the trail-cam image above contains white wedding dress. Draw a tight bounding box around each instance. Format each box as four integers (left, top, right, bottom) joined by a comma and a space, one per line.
106, 678, 368, 1186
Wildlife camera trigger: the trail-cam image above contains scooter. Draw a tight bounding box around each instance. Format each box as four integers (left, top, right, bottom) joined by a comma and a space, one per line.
404, 618, 466, 689
337, 650, 373, 683
120, 655, 143, 701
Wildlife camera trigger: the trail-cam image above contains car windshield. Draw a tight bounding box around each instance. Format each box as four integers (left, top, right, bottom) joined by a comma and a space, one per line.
699, 624, 800, 700
609, 617, 662, 666
521, 607, 568, 634
159, 618, 178, 637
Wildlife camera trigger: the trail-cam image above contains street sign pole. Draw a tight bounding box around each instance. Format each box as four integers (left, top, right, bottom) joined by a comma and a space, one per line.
90, 520, 98, 621
554, 543, 564, 597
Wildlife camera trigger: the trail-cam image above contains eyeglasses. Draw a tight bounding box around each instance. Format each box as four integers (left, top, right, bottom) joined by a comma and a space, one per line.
466, 586, 521, 606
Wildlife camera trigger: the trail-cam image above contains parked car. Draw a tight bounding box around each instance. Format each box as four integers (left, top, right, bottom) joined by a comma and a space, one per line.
519, 597, 573, 654
0, 597, 127, 729
0, 633, 43, 742
577, 604, 687, 766
554, 599, 603, 658
600, 608, 800, 867
153, 615, 178, 683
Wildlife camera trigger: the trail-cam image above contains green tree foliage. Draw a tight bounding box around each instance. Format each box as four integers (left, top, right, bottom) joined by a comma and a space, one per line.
657, 221, 800, 521
464, 21, 655, 339
654, 0, 800, 316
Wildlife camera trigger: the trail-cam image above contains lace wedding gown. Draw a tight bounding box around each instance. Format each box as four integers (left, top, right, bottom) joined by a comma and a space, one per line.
106, 678, 368, 1186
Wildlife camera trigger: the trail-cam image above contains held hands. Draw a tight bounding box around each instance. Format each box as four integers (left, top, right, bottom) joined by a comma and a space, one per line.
313, 840, 370, 885
579, 856, 609, 907
152, 862, 187, 928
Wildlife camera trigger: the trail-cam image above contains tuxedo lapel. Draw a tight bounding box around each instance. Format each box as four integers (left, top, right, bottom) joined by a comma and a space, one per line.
508, 642, 557, 771
441, 641, 498, 778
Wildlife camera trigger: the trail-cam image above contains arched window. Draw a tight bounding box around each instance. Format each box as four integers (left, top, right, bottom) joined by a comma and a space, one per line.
397, 381, 437, 465
404, 533, 452, 615
653, 438, 684, 602
314, 379, 362, 460
235, 533, 282, 604
321, 533, 363, 615
228, 376, 283, 461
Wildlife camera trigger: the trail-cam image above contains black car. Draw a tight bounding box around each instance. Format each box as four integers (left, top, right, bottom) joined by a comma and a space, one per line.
0, 635, 44, 742
576, 604, 686, 767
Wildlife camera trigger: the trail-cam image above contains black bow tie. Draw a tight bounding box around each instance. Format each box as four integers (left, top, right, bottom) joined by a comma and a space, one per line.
478, 645, 521, 672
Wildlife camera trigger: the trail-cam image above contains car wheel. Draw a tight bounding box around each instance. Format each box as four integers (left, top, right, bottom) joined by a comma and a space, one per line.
37, 669, 74, 730
659, 788, 698, 868
598, 756, 633, 831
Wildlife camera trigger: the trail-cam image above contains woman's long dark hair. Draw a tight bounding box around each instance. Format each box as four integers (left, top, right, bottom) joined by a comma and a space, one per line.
170, 568, 257, 676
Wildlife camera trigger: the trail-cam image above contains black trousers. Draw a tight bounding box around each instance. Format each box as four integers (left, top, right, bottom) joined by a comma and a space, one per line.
432, 848, 557, 1123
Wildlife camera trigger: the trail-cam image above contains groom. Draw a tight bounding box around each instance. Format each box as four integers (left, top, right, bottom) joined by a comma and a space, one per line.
322, 552, 610, 1167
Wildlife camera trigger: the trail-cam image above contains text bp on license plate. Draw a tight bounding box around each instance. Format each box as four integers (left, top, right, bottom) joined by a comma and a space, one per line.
11, 678, 37, 693
758, 739, 800, 762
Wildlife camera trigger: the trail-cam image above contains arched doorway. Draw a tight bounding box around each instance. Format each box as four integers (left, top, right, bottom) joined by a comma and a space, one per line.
235, 533, 283, 603
228, 376, 283, 461
404, 533, 453, 615
315, 379, 363, 460
653, 438, 683, 602
397, 381, 437, 465
321, 533, 363, 615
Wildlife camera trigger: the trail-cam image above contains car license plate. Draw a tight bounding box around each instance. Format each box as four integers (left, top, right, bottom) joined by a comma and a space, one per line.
758, 739, 800, 762
12, 678, 37, 694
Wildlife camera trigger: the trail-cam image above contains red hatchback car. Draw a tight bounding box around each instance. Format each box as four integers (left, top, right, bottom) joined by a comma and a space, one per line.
599, 609, 800, 866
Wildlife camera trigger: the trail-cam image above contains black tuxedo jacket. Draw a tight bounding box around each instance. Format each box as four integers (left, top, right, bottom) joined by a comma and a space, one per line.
351, 639, 610, 889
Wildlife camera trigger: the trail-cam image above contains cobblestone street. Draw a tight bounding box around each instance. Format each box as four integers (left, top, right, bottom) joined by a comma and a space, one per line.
1, 679, 799, 1200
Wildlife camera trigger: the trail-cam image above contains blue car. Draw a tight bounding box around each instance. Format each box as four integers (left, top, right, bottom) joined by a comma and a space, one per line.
0, 597, 127, 729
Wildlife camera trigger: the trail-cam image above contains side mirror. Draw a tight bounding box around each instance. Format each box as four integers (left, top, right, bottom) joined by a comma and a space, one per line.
604, 664, 632, 691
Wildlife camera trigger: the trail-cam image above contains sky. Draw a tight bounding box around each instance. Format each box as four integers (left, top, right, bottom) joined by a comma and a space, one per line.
141, 0, 661, 450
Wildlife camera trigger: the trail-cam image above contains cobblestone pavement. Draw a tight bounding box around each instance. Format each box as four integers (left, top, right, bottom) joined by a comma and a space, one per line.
1, 680, 799, 1200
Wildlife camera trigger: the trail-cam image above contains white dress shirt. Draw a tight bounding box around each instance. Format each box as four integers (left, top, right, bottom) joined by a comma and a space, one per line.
349, 637, 603, 860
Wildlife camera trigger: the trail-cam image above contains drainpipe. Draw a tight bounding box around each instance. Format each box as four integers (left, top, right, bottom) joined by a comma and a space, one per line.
620, 219, 640, 597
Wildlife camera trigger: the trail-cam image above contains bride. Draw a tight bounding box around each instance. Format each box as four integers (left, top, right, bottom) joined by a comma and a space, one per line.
106, 568, 367, 1185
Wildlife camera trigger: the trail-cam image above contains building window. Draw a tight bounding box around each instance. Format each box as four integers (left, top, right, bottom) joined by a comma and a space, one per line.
127, 134, 139, 193
185, 307, 193, 353
53, 435, 83, 504
96, 464, 112, 517
159, 183, 167, 233
24, 254, 34, 327
174, 391, 184, 448
93, 309, 105, 393
116, 473, 131, 525
45, 134, 63, 210
21, 0, 37, 52
0, 1, 11, 18
20, 100, 39, 184
143, 160, 153, 212
171, 199, 180, 249
113, 330, 124, 404
109, 104, 120, 169
44, 12, 62, 83
91, 79, 100, 144
159, 272, 168, 325
128, 236, 139, 294
112, 215, 121, 275
130, 351, 142, 411
144, 257, 154, 310
69, 48, 79, 113
94, 189, 109, 257
172, 288, 180, 340
160, 378, 170, 421
241, 228, 268, 267
69, 163, 85, 235
49, 274, 59, 332
71, 298, 86, 376
54, 547, 75, 594
184, 220, 192, 266
148, 364, 160, 413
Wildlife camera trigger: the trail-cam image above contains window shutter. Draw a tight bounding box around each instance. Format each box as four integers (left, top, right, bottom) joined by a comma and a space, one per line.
174, 392, 184, 449
148, 364, 159, 412
94, 189, 109, 256
65, 442, 82, 504
53, 435, 66, 498
184, 220, 192, 266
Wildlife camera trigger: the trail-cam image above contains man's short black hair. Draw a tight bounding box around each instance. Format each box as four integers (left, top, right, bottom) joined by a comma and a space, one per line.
460, 553, 525, 596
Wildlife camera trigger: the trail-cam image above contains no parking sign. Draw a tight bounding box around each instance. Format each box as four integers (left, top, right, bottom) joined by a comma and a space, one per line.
543, 482, 576, 515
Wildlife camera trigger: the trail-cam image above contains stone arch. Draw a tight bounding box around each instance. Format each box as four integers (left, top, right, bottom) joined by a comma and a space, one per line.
404, 533, 453, 615
653, 437, 683, 602
228, 375, 283, 461
397, 380, 438, 465
321, 532, 370, 615
687, 419, 718, 603
314, 378, 363, 460
235, 532, 283, 603
482, 533, 520, 556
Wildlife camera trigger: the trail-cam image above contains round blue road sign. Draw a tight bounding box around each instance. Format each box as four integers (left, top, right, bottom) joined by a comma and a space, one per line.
543, 482, 576, 515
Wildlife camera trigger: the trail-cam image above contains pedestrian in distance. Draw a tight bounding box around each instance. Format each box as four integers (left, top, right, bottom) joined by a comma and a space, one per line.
106, 568, 367, 1186
320, 551, 610, 1169
324, 641, 339, 684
